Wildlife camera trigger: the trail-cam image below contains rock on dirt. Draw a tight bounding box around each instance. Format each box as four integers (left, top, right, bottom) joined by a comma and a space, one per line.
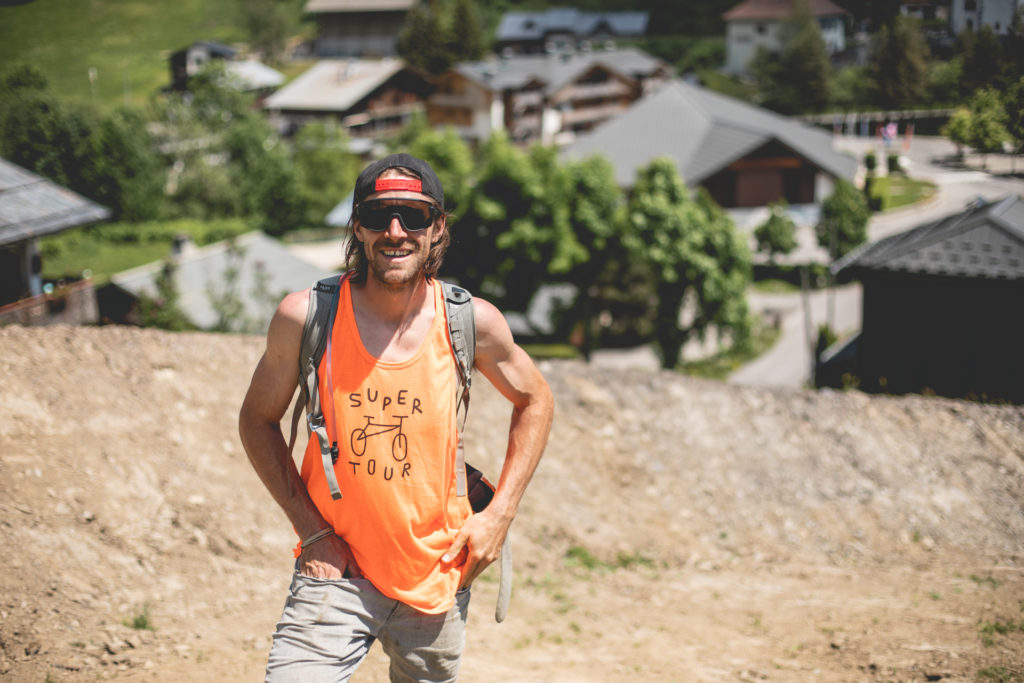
1, 324, 1022, 681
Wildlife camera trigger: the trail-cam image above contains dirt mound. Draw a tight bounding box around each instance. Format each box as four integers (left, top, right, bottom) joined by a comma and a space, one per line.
1, 324, 1022, 681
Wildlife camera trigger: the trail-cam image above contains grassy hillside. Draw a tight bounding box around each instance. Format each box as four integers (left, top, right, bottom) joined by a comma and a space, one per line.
0, 0, 246, 109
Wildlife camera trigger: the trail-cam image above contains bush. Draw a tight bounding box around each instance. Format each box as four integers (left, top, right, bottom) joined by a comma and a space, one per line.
864, 151, 877, 172
866, 175, 889, 211
887, 152, 901, 175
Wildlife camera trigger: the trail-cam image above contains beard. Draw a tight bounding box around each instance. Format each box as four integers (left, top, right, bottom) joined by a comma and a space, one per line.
364, 237, 431, 291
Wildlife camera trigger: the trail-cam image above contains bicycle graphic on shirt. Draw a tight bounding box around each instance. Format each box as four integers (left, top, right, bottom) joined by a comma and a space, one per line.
350, 415, 409, 461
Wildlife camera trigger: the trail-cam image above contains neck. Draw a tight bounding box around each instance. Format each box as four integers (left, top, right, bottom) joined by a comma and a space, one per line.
358, 273, 431, 326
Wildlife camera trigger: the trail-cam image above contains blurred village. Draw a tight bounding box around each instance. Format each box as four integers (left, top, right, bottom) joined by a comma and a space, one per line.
1, 0, 1023, 403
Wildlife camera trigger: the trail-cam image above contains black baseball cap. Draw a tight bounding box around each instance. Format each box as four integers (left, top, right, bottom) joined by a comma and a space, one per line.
353, 153, 444, 208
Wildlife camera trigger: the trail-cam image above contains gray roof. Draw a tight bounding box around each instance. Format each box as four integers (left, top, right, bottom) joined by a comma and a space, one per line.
833, 194, 1024, 280
496, 9, 649, 42
263, 58, 410, 112
111, 231, 337, 331
561, 79, 858, 188
454, 47, 667, 96
0, 157, 110, 247
224, 59, 285, 91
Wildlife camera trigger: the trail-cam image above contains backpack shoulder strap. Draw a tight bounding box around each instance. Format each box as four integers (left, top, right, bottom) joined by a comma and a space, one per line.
440, 281, 511, 623
442, 280, 475, 392
441, 280, 476, 501
288, 275, 344, 500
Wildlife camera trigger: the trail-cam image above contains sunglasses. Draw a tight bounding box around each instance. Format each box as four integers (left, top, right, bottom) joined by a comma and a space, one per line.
355, 199, 441, 232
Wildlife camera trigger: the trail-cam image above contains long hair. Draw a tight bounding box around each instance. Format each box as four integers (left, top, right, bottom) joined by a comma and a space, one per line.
344, 167, 450, 283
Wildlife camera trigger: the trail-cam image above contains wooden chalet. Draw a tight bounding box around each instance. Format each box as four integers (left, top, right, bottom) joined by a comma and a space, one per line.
262, 58, 433, 140
427, 48, 672, 147
562, 78, 857, 209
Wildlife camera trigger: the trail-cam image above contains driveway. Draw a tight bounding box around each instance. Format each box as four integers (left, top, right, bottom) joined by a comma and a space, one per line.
728, 135, 1024, 389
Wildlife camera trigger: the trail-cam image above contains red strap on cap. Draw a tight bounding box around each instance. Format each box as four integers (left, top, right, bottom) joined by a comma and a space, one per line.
375, 178, 422, 193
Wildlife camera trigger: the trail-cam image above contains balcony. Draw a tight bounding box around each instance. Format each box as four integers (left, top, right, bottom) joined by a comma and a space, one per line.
0, 278, 98, 327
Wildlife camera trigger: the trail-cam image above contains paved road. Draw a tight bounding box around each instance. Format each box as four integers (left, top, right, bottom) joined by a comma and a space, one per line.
727, 136, 1024, 389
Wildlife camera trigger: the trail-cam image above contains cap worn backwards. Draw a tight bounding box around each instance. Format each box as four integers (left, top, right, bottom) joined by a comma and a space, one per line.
353, 153, 444, 208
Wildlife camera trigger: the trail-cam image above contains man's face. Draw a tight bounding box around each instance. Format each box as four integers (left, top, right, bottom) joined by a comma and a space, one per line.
353, 175, 445, 289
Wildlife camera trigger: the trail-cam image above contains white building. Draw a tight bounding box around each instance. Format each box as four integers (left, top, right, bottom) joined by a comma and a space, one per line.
949, 0, 1022, 34
722, 0, 848, 74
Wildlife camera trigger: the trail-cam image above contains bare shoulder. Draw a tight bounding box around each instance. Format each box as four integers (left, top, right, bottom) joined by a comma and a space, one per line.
471, 296, 515, 352
266, 288, 311, 357
470, 295, 551, 406
278, 289, 310, 326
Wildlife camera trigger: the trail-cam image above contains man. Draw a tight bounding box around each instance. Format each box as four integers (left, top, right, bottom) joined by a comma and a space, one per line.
238, 153, 554, 682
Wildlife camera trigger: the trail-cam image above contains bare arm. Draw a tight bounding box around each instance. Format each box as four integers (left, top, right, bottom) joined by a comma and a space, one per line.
443, 297, 554, 587
238, 290, 360, 578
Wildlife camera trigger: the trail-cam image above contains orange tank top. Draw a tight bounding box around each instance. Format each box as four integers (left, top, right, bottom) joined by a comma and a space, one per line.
298, 277, 472, 614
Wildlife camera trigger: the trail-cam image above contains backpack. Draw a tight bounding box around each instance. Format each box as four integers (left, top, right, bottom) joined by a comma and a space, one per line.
287, 273, 510, 621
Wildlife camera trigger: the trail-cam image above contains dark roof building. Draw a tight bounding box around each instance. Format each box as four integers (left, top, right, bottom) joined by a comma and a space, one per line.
0, 157, 110, 323
168, 41, 284, 94
169, 41, 237, 91
304, 0, 416, 57
562, 79, 856, 207
495, 8, 649, 55
820, 195, 1024, 402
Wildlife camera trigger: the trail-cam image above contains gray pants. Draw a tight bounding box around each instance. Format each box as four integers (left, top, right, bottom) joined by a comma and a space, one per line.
266, 571, 470, 683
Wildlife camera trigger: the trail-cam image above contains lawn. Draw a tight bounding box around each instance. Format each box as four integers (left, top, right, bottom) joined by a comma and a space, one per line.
0, 0, 246, 110
40, 217, 253, 284
868, 174, 938, 212
885, 175, 938, 210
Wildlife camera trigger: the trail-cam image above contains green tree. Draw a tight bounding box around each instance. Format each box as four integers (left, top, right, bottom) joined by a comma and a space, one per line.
816, 179, 870, 260
925, 58, 963, 107
89, 107, 164, 222
0, 91, 93, 191
965, 88, 1009, 169
138, 260, 195, 331
293, 121, 360, 226
942, 106, 973, 158
957, 25, 1007, 95
865, 14, 929, 109
0, 62, 48, 132
444, 0, 486, 64
624, 158, 752, 370
754, 200, 798, 264
751, 0, 831, 114
829, 65, 873, 111
445, 131, 540, 299
0, 70, 163, 222
155, 62, 306, 233
1007, 10, 1024, 85
560, 155, 627, 359
223, 114, 306, 235
398, 2, 448, 75
405, 124, 475, 220
238, 0, 298, 63
1004, 77, 1024, 171
487, 143, 584, 311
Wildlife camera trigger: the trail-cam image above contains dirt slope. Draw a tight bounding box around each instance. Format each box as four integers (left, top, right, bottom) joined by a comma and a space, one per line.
1, 324, 1022, 682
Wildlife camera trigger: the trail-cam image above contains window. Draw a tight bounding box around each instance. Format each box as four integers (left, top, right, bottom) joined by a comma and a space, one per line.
965, 0, 976, 11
